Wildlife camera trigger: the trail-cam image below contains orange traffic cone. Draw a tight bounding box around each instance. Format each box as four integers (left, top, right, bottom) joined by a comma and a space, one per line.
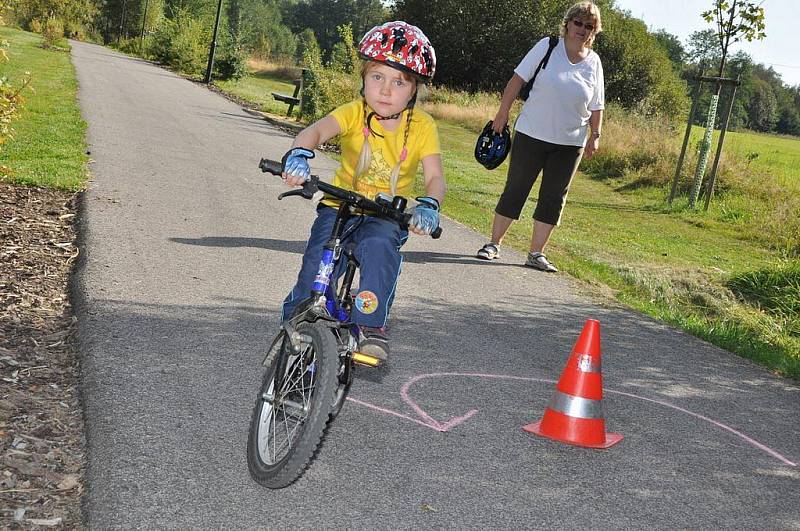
523, 319, 623, 448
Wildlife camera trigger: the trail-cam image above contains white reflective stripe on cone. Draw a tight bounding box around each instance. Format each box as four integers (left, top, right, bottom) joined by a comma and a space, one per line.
548, 390, 604, 419
576, 354, 601, 373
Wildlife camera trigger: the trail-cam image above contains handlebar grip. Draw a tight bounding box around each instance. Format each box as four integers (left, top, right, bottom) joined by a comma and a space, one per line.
259, 158, 283, 176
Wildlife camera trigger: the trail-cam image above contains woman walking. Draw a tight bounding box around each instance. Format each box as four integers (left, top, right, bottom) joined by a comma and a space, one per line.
476, 1, 604, 272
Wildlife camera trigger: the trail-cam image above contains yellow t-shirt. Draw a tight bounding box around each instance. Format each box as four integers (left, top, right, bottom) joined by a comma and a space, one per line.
324, 99, 440, 205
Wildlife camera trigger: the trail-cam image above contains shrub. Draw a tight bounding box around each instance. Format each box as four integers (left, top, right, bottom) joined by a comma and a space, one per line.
328, 24, 358, 74
215, 45, 248, 81
299, 31, 358, 122
295, 29, 318, 65
116, 37, 142, 55
0, 27, 31, 171
42, 18, 65, 47
147, 9, 209, 76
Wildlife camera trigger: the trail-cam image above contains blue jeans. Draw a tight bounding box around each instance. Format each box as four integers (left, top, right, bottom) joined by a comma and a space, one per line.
282, 205, 408, 328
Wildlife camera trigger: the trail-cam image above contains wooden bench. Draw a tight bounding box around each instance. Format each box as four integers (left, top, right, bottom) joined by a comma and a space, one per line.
272, 78, 303, 117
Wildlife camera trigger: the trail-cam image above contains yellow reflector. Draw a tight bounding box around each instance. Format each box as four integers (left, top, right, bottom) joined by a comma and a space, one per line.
352, 352, 380, 367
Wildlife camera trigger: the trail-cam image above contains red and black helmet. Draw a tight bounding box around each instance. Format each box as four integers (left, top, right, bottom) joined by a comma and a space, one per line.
358, 21, 436, 82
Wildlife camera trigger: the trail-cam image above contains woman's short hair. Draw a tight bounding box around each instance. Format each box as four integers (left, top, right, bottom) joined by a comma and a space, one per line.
560, 1, 603, 47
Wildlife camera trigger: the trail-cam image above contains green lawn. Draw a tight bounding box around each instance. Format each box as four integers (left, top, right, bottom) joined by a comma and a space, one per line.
4, 33, 795, 379
219, 69, 799, 378
689, 125, 800, 190
215, 71, 300, 117
0, 26, 88, 190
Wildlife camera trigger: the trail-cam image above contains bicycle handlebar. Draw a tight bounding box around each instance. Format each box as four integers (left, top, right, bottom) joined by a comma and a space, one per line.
259, 158, 442, 239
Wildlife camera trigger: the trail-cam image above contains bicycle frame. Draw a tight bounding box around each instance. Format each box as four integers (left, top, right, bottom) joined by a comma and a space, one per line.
258, 156, 441, 360
309, 202, 360, 327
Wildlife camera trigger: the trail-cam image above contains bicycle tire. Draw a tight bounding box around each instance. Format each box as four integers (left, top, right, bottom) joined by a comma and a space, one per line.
330, 350, 353, 419
246, 321, 338, 488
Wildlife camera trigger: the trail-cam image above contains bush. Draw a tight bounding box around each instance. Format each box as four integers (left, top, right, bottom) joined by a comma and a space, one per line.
295, 28, 318, 65
299, 30, 359, 122
594, 10, 688, 117
147, 9, 209, 76
215, 45, 248, 81
42, 18, 65, 47
116, 37, 142, 55
328, 24, 358, 74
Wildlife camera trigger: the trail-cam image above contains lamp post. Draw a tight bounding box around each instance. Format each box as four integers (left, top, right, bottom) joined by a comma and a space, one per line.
203, 0, 224, 84
117, 0, 128, 45
139, 0, 149, 53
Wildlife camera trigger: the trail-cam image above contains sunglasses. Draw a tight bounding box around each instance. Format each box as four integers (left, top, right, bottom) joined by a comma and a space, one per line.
571, 19, 596, 32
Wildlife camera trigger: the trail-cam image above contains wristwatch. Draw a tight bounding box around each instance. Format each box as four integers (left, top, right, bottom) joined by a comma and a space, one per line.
591, 131, 601, 139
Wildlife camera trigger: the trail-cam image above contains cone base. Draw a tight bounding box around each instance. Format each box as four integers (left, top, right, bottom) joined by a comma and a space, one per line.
523, 420, 623, 449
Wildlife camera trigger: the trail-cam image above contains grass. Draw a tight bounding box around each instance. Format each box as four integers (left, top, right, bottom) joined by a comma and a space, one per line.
4, 38, 795, 380
214, 59, 302, 117
437, 117, 799, 378
0, 26, 88, 190
688, 125, 800, 191
217, 64, 800, 379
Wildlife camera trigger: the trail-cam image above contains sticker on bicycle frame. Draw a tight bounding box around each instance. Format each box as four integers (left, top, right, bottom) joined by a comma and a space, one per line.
354, 291, 379, 314
313, 262, 335, 286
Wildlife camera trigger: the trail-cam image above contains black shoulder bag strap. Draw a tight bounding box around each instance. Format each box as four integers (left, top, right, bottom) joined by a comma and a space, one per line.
519, 36, 559, 101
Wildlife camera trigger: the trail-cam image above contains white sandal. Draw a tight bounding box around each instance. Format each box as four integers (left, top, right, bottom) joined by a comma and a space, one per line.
525, 252, 558, 272
476, 243, 500, 260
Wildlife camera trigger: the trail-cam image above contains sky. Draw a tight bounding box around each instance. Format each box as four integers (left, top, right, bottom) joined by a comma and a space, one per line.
612, 0, 800, 87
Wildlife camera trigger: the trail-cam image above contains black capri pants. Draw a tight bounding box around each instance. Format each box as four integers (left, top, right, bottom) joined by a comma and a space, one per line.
495, 131, 583, 226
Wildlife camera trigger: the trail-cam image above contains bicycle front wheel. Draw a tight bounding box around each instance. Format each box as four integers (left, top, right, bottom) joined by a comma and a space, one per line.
246, 321, 338, 488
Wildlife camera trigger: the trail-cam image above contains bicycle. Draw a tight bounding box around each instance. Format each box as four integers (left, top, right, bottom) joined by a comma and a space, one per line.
246, 158, 442, 489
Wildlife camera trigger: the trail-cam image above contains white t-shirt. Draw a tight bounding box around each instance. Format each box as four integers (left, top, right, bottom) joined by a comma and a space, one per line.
513, 37, 604, 147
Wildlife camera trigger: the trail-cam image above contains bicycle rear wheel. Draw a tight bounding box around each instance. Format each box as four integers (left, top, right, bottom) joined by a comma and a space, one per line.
246, 321, 338, 488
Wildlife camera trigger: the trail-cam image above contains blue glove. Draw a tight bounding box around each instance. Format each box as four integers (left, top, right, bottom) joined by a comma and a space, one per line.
281, 147, 315, 181
409, 196, 440, 235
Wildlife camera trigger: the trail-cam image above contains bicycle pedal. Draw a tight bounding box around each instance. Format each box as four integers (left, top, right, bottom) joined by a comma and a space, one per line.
352, 352, 381, 367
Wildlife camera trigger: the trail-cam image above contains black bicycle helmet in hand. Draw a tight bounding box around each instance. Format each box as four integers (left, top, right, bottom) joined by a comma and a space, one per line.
474, 121, 511, 170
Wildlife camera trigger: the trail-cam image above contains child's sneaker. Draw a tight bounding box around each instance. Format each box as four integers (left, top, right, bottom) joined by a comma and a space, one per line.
357, 326, 390, 361
525, 251, 558, 272
476, 242, 500, 260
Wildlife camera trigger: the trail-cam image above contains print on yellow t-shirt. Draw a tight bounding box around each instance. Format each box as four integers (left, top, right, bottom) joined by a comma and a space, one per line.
357, 149, 393, 198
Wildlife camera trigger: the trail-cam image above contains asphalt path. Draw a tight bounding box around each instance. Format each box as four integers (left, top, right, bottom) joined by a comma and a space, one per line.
70, 41, 800, 530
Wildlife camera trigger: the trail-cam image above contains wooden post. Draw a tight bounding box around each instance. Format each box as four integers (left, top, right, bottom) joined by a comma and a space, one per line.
669, 71, 704, 205
703, 76, 740, 211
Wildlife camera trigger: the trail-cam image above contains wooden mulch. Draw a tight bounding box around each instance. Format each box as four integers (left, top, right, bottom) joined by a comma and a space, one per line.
1, 181, 85, 529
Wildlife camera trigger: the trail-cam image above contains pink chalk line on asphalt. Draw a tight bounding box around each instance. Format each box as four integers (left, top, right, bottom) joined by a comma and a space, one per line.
347, 371, 797, 467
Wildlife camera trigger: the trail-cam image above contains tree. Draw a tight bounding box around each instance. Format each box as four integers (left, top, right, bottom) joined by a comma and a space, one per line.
234, 0, 296, 60
652, 29, 685, 68
702, 0, 765, 79
284, 0, 384, 60
393, 1, 686, 114
776, 85, 800, 136
686, 29, 720, 66
748, 79, 778, 132
393, 0, 570, 91
688, 0, 766, 208
593, 9, 687, 115
11, 0, 101, 37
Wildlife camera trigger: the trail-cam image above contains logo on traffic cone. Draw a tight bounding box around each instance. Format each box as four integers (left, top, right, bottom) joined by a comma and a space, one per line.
523, 319, 623, 448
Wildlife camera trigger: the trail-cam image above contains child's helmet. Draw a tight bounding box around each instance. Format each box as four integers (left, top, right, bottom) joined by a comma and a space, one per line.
358, 21, 436, 82
475, 121, 512, 170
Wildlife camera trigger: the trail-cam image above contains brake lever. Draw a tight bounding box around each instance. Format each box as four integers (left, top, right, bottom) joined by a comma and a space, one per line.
278, 176, 319, 200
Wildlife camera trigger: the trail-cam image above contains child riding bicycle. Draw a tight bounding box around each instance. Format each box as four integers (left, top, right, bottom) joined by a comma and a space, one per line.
280, 21, 446, 362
